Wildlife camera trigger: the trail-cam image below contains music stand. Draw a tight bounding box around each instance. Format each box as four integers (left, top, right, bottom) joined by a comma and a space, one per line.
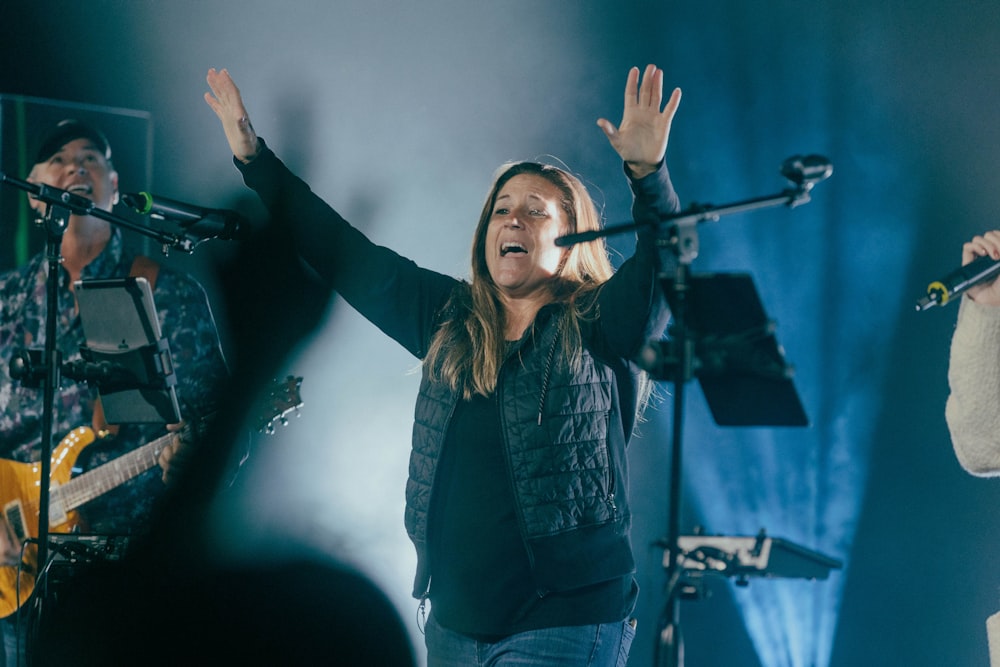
648, 268, 811, 667
556, 154, 831, 667
675, 532, 842, 583
646, 272, 808, 427
72, 277, 181, 425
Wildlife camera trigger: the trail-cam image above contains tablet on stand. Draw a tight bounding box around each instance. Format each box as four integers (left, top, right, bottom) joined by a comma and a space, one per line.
73, 276, 180, 424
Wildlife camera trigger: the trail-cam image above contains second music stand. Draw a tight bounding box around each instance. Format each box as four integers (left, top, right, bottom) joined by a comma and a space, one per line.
643, 271, 808, 426
557, 153, 833, 667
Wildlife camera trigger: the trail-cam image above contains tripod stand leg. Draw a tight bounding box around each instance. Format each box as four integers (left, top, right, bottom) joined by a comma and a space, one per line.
656, 617, 683, 667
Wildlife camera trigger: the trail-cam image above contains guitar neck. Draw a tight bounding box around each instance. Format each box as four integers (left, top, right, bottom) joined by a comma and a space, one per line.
57, 432, 174, 513
52, 375, 303, 516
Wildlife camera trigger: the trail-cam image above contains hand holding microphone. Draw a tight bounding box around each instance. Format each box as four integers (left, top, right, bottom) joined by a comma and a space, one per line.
916, 230, 1000, 310
961, 231, 1000, 306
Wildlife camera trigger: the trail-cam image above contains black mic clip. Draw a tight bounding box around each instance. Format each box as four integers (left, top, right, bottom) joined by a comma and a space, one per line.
122, 191, 249, 249
780, 155, 833, 208
176, 210, 248, 248
781, 155, 833, 190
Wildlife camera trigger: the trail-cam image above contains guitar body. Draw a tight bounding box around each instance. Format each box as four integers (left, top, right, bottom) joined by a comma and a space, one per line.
0, 426, 93, 618
0, 374, 303, 619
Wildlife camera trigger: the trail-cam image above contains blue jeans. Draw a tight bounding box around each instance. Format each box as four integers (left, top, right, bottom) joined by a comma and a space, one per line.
0, 613, 27, 667
425, 613, 636, 667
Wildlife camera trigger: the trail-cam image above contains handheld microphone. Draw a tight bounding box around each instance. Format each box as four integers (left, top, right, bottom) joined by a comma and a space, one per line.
122, 191, 249, 240
780, 155, 833, 188
915, 253, 1000, 311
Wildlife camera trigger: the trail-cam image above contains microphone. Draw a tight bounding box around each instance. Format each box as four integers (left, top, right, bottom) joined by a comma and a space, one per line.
916, 253, 1000, 310
780, 155, 833, 188
122, 191, 249, 241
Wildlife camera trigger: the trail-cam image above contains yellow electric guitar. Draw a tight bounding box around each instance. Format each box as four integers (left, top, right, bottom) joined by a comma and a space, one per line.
0, 375, 303, 618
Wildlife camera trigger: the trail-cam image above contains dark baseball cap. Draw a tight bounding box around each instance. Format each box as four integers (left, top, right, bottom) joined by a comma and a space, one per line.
33, 119, 112, 165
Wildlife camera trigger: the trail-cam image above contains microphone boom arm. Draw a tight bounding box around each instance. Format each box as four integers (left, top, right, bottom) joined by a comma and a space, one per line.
556, 184, 819, 248
1, 172, 202, 253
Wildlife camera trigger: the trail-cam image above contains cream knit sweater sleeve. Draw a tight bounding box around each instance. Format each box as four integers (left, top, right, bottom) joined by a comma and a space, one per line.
946, 297, 1000, 476
989, 611, 1000, 667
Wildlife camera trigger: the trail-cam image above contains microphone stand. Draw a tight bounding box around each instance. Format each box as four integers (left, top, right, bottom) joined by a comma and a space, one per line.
32, 199, 69, 591
1, 173, 206, 254
556, 156, 830, 667
0, 172, 212, 631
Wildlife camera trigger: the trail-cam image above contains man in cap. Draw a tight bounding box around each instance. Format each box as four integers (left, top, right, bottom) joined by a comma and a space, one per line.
0, 119, 229, 663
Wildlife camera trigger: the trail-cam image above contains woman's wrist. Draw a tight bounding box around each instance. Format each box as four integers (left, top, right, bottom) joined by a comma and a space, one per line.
625, 161, 657, 179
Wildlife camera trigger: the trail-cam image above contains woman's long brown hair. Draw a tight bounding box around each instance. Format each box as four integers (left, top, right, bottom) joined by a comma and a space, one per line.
424, 162, 614, 399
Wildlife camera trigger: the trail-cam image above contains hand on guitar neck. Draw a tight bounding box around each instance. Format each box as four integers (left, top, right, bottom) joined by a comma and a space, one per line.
158, 422, 190, 486
0, 420, 186, 570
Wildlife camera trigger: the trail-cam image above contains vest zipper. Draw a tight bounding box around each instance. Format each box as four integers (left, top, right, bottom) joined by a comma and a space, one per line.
497, 358, 539, 584
606, 413, 618, 516
536, 318, 562, 425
